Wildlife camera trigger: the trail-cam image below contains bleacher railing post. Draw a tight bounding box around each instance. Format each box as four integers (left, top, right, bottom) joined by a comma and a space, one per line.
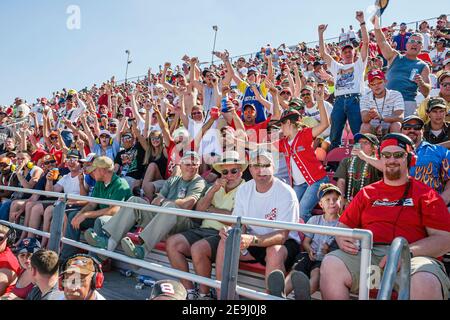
220, 217, 242, 300
48, 195, 67, 255
377, 237, 411, 300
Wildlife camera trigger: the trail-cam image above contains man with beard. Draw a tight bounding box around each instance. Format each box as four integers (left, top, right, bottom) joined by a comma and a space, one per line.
356, 116, 450, 205
320, 133, 450, 300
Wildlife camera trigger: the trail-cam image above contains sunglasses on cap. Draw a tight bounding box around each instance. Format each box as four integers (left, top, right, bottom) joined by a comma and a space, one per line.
402, 123, 423, 131
381, 151, 407, 159
221, 168, 240, 176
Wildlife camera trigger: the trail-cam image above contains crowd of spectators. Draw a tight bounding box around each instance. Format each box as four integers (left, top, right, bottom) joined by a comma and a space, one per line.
1, 10, 450, 300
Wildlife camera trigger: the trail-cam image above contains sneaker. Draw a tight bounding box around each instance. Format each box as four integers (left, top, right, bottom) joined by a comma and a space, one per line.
198, 292, 214, 300
291, 271, 311, 300
120, 237, 145, 259
187, 289, 198, 300
84, 228, 108, 249
267, 269, 286, 298
126, 227, 144, 245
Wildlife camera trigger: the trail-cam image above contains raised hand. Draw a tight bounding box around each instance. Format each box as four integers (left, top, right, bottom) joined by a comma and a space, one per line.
318, 24, 328, 34
371, 14, 380, 29
164, 62, 171, 69
356, 11, 365, 24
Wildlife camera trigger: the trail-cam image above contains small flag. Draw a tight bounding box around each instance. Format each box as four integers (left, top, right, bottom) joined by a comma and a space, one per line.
375, 0, 389, 16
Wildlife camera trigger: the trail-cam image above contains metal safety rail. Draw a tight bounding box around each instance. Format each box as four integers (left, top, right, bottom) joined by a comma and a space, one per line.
0, 185, 373, 300
377, 237, 411, 300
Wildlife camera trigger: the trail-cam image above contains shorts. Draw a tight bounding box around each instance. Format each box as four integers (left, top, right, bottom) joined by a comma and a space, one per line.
152, 180, 166, 193
328, 245, 450, 299
293, 252, 322, 277
247, 238, 300, 271
180, 228, 221, 261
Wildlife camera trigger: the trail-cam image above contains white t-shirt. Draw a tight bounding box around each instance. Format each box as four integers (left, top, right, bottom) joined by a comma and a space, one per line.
303, 101, 333, 138
330, 58, 367, 96
56, 173, 81, 195
288, 138, 306, 186
233, 178, 300, 243
360, 89, 405, 128
430, 48, 449, 68
31, 105, 54, 126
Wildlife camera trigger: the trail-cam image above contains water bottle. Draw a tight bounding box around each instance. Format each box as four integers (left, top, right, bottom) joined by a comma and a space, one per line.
409, 68, 419, 81
119, 269, 133, 277
137, 275, 156, 286
241, 249, 249, 256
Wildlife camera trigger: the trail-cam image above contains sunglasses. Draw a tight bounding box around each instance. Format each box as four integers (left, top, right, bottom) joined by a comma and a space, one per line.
301, 92, 312, 97
221, 168, 240, 176
150, 136, 161, 141
191, 112, 203, 116
402, 124, 423, 131
44, 160, 57, 165
250, 163, 271, 168
50, 137, 58, 141
100, 135, 110, 139
280, 91, 291, 95
109, 124, 118, 127
408, 39, 422, 45
381, 151, 407, 159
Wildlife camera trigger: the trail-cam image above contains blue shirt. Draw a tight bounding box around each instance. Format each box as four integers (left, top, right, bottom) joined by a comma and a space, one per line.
409, 141, 450, 193
386, 55, 426, 102
92, 140, 120, 161
393, 32, 412, 52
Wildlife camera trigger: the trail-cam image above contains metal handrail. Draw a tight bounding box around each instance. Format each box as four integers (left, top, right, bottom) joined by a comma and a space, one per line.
0, 185, 374, 300
377, 237, 411, 300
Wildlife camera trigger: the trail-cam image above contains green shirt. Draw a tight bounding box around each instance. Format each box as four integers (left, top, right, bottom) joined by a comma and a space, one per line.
92, 174, 132, 209
159, 175, 206, 201
334, 157, 381, 199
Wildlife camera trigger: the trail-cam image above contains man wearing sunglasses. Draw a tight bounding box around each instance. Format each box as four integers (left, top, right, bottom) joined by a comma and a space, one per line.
321, 133, 450, 300
114, 132, 145, 189
214, 150, 301, 298
165, 151, 246, 300
372, 15, 431, 117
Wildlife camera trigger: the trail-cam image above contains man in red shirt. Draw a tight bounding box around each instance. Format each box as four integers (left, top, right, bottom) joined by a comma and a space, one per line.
320, 133, 450, 300
0, 223, 20, 296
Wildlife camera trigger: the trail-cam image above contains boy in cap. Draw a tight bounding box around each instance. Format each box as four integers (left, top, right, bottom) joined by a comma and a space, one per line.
423, 97, 450, 144
268, 183, 342, 300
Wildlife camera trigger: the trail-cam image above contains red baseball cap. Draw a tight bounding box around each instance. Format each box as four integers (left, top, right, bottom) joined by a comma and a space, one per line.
368, 69, 385, 83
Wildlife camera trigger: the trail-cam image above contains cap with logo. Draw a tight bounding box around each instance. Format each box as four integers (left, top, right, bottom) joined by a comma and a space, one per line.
402, 115, 425, 127
63, 256, 96, 276
426, 97, 447, 113
14, 238, 41, 255
149, 280, 187, 300
368, 69, 386, 83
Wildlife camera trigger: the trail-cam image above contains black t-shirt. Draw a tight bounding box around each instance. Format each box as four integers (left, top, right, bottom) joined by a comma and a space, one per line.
0, 126, 13, 154
114, 143, 146, 180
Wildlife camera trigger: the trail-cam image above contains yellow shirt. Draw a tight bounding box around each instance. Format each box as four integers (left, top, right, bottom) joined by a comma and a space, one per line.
237, 81, 268, 97
417, 93, 450, 123
201, 180, 245, 230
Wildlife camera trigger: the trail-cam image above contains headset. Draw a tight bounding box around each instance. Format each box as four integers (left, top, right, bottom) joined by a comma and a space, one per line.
0, 222, 17, 247
95, 137, 113, 146
378, 133, 417, 168
10, 161, 34, 173
59, 254, 104, 291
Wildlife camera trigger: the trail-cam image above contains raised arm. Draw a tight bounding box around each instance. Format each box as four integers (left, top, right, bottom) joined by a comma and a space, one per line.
178, 89, 190, 129
318, 24, 334, 67
189, 57, 204, 92
372, 14, 399, 65
356, 11, 369, 63
80, 115, 96, 149
162, 62, 177, 93
311, 85, 330, 138
153, 105, 172, 147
